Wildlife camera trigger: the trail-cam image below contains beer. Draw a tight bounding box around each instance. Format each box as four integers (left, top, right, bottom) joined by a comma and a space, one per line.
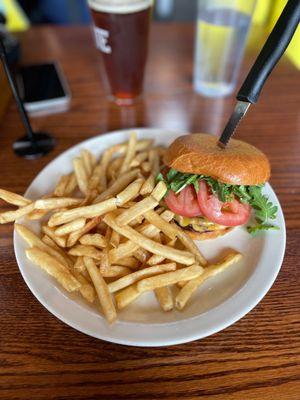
88, 0, 153, 104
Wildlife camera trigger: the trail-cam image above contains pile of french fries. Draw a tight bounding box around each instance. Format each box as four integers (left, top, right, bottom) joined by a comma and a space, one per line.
0, 133, 242, 324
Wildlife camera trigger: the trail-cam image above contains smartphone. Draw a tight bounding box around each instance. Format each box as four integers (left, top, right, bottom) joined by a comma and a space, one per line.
17, 63, 71, 114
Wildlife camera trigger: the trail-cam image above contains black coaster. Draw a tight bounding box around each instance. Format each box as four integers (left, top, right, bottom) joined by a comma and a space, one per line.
13, 132, 56, 159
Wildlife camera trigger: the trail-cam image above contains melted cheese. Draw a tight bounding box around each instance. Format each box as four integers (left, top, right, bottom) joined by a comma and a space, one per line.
174, 215, 226, 233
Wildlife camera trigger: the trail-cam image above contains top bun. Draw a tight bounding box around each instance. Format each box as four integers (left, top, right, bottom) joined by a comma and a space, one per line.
163, 134, 270, 185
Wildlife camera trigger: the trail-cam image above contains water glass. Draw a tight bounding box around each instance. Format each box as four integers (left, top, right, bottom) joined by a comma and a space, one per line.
194, 0, 257, 97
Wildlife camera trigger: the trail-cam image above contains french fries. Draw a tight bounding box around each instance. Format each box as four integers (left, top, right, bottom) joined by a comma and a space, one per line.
175, 252, 242, 310
0, 189, 31, 207
109, 210, 179, 263
54, 175, 70, 197
93, 169, 139, 203
141, 161, 151, 172
48, 198, 117, 226
155, 286, 173, 311
149, 148, 160, 176
88, 164, 103, 192
15, 224, 71, 268
54, 218, 86, 236
35, 197, 82, 210
144, 209, 177, 240
79, 233, 106, 248
130, 151, 148, 167
117, 257, 140, 269
26, 247, 81, 292
119, 132, 137, 173
84, 257, 116, 323
26, 209, 49, 220
41, 235, 74, 268
98, 139, 152, 189
140, 174, 155, 195
137, 264, 204, 292
116, 196, 159, 226
100, 266, 131, 278
0, 133, 243, 324
68, 244, 103, 260
110, 230, 120, 248
81, 149, 96, 177
42, 225, 67, 248
0, 203, 35, 223
74, 256, 85, 273
108, 263, 177, 293
109, 240, 139, 262
172, 223, 207, 266
104, 213, 195, 265
73, 157, 89, 195
67, 216, 100, 247
140, 149, 160, 195
115, 284, 140, 310
133, 248, 149, 263
151, 181, 168, 201
100, 247, 110, 273
64, 173, 77, 195
115, 178, 144, 206
147, 238, 177, 266
108, 161, 123, 183
74, 271, 95, 303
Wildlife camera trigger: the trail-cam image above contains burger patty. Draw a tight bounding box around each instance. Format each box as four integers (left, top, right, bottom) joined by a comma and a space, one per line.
174, 214, 227, 233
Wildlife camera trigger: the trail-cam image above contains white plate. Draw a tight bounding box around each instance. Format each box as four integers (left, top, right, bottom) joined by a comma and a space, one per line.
13, 128, 286, 347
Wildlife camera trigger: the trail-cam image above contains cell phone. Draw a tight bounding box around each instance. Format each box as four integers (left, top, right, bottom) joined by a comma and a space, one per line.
17, 63, 71, 114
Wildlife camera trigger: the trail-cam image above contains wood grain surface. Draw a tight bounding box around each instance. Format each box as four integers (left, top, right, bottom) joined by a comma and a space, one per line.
0, 24, 299, 400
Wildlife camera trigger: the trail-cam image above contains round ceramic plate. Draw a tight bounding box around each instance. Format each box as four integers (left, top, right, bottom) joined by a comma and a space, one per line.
14, 128, 286, 347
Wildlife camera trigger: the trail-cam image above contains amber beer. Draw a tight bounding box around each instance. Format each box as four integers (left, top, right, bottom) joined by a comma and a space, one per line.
88, 0, 153, 104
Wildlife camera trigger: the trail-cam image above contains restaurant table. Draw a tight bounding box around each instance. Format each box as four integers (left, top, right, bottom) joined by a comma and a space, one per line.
0, 24, 299, 400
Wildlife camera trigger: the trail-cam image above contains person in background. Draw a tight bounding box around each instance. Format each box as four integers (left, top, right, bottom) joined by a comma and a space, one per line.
17, 0, 198, 24
17, 0, 91, 24
13, 0, 299, 68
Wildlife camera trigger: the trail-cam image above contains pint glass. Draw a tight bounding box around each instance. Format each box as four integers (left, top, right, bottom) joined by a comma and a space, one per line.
88, 0, 153, 104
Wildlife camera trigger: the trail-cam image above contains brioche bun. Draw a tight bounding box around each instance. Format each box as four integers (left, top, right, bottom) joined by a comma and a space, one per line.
164, 134, 270, 185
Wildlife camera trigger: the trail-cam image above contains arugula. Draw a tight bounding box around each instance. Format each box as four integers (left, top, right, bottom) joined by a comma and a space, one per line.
157, 168, 278, 234
248, 186, 278, 223
247, 224, 280, 236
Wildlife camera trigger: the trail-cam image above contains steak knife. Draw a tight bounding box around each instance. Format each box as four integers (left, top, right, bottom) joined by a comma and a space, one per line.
218, 0, 300, 148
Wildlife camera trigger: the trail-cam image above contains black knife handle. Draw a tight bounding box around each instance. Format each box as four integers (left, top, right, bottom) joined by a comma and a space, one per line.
237, 0, 300, 104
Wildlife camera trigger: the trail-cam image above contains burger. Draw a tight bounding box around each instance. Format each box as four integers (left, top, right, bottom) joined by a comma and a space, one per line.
157, 134, 278, 240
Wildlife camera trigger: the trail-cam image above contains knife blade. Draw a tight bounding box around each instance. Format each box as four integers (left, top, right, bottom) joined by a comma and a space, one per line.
217, 0, 300, 149
218, 101, 250, 148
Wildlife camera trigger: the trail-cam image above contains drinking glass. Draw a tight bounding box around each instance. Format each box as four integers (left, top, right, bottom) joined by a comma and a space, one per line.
194, 0, 257, 97
88, 0, 153, 105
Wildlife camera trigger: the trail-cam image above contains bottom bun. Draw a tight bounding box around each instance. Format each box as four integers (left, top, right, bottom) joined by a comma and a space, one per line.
184, 227, 234, 241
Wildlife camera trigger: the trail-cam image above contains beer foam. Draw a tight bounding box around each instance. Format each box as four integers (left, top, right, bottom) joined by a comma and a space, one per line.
88, 0, 153, 14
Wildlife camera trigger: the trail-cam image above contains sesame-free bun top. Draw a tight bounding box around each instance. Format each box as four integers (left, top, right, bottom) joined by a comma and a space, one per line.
163, 134, 270, 185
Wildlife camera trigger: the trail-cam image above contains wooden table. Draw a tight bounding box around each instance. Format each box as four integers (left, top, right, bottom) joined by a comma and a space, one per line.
0, 25, 299, 400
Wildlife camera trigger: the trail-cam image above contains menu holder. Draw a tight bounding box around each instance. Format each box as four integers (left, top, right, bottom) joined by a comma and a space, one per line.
0, 63, 11, 122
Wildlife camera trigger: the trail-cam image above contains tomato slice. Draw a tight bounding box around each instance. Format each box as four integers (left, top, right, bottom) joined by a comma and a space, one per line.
165, 185, 203, 217
197, 181, 251, 226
